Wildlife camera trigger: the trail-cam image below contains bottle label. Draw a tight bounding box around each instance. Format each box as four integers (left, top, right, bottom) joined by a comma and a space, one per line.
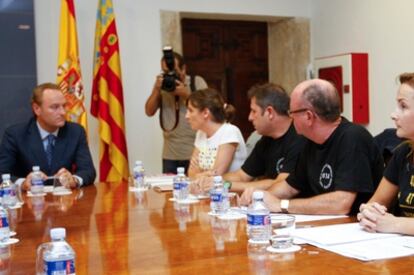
32, 178, 44, 186
211, 192, 223, 202
247, 214, 270, 226
0, 217, 8, 228
2, 188, 11, 196
173, 182, 182, 190
134, 172, 143, 180
44, 259, 75, 275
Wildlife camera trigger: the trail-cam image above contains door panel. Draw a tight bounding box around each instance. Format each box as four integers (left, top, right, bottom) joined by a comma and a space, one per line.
182, 19, 268, 139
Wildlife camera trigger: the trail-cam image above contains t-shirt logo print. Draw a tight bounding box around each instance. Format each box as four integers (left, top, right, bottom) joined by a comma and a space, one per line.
319, 164, 333, 189
276, 157, 285, 174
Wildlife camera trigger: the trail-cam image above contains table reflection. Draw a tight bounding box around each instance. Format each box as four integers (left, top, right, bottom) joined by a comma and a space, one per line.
6, 184, 414, 274
95, 182, 129, 273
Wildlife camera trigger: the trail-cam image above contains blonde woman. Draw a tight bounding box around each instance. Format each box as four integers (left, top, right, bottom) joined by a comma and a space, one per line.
358, 73, 414, 234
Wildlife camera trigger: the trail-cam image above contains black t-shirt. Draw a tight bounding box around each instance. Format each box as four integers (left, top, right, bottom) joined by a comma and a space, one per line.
286, 117, 384, 214
242, 124, 306, 179
384, 143, 414, 217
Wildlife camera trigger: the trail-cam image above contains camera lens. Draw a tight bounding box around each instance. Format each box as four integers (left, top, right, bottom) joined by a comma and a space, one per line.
161, 74, 176, 92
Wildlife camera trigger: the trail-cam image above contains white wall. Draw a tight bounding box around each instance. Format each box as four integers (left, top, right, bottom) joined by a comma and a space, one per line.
311, 0, 414, 135
34, 0, 311, 175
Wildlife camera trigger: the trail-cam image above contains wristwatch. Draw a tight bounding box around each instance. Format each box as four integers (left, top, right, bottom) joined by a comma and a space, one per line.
223, 180, 232, 190
280, 199, 290, 213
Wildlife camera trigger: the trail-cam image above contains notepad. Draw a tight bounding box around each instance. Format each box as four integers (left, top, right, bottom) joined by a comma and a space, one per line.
146, 175, 174, 192
294, 222, 397, 246
293, 222, 414, 261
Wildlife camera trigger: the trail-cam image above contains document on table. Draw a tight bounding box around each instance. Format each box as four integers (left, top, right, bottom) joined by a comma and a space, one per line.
293, 214, 347, 223
294, 222, 414, 261
322, 236, 414, 261
145, 175, 174, 191
230, 212, 348, 223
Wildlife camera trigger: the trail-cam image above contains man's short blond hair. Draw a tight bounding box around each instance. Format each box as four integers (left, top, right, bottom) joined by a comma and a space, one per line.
31, 83, 61, 105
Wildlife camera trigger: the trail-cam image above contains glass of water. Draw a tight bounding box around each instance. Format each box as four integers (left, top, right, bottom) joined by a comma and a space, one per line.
53, 176, 71, 195
269, 214, 295, 249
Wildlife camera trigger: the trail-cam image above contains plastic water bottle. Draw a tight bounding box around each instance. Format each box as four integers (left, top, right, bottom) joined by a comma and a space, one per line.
178, 173, 189, 201
210, 176, 229, 214
0, 205, 10, 243
133, 161, 146, 190
0, 176, 3, 205
31, 166, 44, 195
247, 191, 271, 243
173, 167, 188, 201
36, 228, 76, 275
1, 174, 16, 208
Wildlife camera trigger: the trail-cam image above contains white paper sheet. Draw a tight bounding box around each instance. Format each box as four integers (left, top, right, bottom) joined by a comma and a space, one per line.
316, 236, 414, 261
146, 175, 174, 186
294, 222, 398, 246
292, 214, 347, 223
231, 211, 347, 223
145, 175, 174, 191
292, 222, 414, 261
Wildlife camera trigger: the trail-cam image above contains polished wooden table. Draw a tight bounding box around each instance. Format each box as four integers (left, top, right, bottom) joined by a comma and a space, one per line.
6, 183, 414, 274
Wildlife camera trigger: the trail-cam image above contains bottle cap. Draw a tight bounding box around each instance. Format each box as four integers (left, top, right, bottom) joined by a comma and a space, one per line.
213, 176, 223, 183
252, 191, 264, 200
177, 167, 185, 174
135, 160, 143, 166
50, 228, 66, 239
32, 166, 40, 172
1, 174, 10, 180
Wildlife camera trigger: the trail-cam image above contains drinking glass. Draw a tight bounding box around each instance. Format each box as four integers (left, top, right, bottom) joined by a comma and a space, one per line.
227, 192, 239, 209
53, 176, 71, 195
269, 214, 295, 249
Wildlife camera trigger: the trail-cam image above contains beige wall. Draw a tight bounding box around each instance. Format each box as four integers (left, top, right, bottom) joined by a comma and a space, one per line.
312, 0, 414, 135
269, 18, 310, 93
160, 11, 182, 53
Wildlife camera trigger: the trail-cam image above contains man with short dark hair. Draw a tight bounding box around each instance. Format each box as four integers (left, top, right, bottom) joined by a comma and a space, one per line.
0, 83, 96, 190
145, 50, 207, 173
260, 79, 383, 215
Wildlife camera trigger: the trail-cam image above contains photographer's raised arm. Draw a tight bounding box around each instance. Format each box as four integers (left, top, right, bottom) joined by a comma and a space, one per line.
145, 75, 163, 116
173, 79, 191, 99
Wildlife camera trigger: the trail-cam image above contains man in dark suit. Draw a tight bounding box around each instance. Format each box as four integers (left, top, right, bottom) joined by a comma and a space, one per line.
0, 83, 96, 190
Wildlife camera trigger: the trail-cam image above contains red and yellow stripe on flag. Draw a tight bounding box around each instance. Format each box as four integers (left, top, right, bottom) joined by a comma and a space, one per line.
91, 0, 129, 182
56, 0, 87, 131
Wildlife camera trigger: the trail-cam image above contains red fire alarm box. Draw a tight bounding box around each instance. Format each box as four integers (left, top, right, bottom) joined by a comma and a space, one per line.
314, 53, 369, 124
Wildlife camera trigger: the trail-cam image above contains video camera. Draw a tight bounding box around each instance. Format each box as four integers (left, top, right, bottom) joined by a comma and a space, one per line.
161, 46, 181, 92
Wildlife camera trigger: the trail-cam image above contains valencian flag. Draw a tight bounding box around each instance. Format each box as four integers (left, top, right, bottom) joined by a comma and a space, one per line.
56, 0, 87, 131
91, 0, 129, 182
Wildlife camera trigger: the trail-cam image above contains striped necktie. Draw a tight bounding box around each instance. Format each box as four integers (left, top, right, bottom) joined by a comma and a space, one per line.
46, 134, 56, 168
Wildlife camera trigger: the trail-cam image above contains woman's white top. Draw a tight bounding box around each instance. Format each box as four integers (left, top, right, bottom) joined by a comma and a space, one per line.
194, 123, 247, 172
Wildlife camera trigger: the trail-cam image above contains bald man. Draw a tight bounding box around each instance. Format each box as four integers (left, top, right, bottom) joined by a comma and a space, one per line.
256, 79, 383, 215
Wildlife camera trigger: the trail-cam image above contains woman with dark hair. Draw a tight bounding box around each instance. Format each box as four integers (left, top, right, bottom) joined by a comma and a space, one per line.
185, 88, 246, 178
358, 73, 414, 234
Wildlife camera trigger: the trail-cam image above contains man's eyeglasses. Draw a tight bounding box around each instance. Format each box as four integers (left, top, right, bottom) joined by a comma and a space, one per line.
288, 108, 309, 116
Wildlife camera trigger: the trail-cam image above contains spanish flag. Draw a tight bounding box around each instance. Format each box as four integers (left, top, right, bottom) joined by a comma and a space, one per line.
56, 0, 87, 131
91, 0, 129, 182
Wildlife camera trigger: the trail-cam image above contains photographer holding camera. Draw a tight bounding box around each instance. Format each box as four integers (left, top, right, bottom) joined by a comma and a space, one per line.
145, 47, 208, 173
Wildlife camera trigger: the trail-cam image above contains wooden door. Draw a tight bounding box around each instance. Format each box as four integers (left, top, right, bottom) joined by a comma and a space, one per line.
182, 19, 268, 139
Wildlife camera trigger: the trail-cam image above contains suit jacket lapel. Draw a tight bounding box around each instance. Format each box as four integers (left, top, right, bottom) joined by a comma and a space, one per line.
27, 119, 49, 170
